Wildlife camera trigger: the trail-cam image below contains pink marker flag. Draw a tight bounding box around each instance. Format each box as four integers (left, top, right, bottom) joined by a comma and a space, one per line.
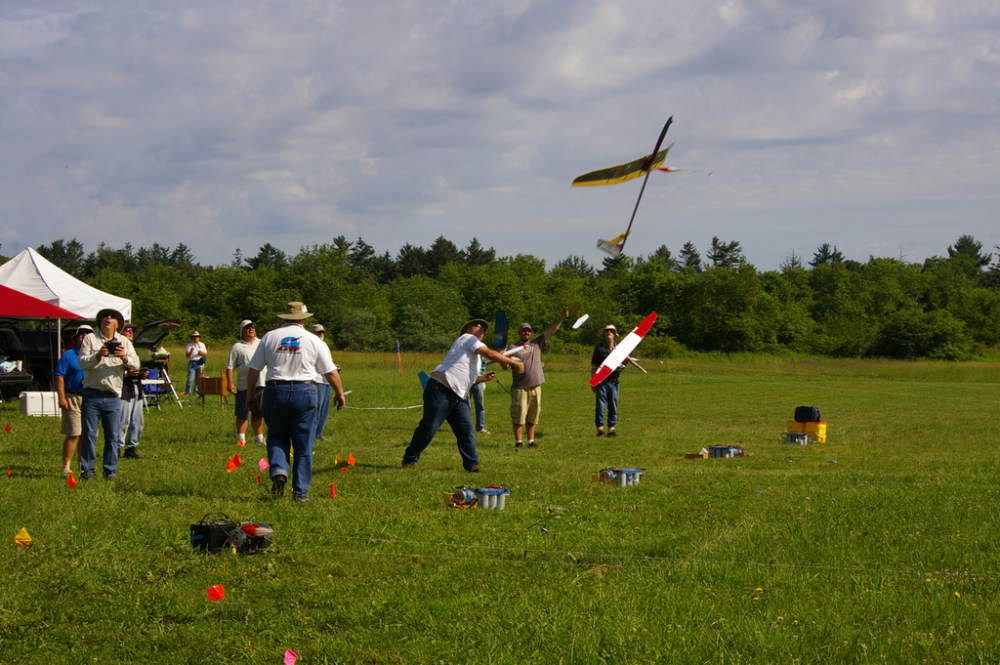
284, 648, 298, 665
207, 584, 225, 601
259, 458, 269, 472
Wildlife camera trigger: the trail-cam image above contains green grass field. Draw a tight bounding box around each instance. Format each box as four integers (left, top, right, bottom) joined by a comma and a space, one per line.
2, 351, 998, 664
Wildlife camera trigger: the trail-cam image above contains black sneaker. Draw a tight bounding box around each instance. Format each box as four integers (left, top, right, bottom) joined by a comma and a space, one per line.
608, 428, 617, 437
123, 448, 141, 459
527, 440, 537, 448
271, 475, 287, 498
81, 471, 95, 480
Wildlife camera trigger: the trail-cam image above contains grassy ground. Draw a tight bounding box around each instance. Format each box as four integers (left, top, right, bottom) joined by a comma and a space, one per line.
1, 351, 998, 664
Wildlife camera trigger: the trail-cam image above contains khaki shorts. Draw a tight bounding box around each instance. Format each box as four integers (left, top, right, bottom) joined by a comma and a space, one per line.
510, 386, 541, 425
60, 393, 83, 437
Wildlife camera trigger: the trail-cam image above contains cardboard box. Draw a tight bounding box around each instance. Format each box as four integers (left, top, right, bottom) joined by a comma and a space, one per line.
19, 391, 60, 417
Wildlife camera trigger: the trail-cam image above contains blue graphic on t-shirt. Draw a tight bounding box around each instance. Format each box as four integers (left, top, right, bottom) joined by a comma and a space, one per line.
278, 336, 301, 353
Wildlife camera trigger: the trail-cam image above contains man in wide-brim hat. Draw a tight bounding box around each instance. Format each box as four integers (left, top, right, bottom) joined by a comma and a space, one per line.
591, 324, 623, 437
401, 318, 524, 473
184, 330, 207, 397
245, 302, 346, 502
77, 308, 140, 480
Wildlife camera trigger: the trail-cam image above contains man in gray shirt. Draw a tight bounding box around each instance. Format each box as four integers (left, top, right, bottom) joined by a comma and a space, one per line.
506, 308, 568, 448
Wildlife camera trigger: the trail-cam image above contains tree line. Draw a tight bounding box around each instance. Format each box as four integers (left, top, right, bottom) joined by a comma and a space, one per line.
5, 234, 1000, 360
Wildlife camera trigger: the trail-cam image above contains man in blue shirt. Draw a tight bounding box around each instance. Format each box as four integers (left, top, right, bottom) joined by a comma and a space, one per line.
55, 325, 92, 475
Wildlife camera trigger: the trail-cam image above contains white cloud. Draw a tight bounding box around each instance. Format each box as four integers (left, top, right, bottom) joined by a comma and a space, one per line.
0, 0, 997, 268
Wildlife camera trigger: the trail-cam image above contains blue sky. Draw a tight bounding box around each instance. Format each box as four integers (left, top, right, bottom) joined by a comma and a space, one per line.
1, 0, 997, 270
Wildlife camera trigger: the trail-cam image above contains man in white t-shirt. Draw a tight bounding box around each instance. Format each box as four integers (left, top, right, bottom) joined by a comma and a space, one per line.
246, 303, 345, 502
226, 320, 266, 445
183, 331, 207, 396
402, 319, 524, 472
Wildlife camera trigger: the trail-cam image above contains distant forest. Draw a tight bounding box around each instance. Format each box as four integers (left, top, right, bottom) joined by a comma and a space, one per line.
5, 234, 1000, 360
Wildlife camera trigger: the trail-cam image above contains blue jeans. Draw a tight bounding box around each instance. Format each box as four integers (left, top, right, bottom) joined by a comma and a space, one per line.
313, 381, 331, 440
469, 382, 485, 431
403, 379, 479, 470
116, 395, 144, 449
80, 389, 123, 477
595, 381, 619, 427
185, 361, 204, 395
263, 383, 318, 498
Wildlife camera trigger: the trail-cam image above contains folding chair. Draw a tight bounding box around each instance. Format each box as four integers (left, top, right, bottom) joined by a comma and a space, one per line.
143, 365, 182, 410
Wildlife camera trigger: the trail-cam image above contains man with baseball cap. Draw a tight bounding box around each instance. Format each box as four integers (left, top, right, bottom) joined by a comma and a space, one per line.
591, 324, 624, 437
309, 323, 332, 441
183, 331, 207, 396
116, 323, 148, 459
55, 324, 93, 475
77, 309, 140, 480
505, 307, 569, 448
245, 302, 346, 502
226, 320, 266, 446
402, 318, 524, 472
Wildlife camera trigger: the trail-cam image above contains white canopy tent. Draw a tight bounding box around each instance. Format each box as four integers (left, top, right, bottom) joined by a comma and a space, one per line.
0, 247, 131, 321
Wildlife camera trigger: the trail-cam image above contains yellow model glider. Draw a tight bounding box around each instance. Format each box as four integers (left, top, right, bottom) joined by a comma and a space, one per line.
572, 142, 674, 187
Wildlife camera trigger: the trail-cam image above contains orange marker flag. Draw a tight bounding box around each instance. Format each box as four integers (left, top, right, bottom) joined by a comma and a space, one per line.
330, 483, 336, 498
207, 584, 225, 601
14, 527, 32, 548
226, 457, 238, 473
67, 473, 77, 489
348, 453, 355, 466
5, 467, 10, 476
237, 440, 244, 447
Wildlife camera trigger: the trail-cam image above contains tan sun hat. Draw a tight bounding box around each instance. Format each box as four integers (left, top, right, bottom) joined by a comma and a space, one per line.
461, 318, 489, 335
602, 324, 618, 334
277, 302, 312, 321
95, 308, 124, 331
311, 323, 325, 333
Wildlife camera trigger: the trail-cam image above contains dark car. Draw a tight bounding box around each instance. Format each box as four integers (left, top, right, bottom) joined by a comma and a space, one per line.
0, 322, 38, 396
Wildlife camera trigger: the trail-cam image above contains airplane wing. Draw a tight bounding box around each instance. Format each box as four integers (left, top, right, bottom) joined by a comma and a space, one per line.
572, 143, 674, 187
589, 312, 657, 387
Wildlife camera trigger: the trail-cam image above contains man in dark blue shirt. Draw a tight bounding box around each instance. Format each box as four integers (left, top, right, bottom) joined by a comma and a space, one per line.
591, 325, 625, 437
56, 325, 92, 475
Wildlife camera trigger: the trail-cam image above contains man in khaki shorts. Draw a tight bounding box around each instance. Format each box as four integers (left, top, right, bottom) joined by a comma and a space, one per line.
55, 325, 92, 475
506, 308, 568, 448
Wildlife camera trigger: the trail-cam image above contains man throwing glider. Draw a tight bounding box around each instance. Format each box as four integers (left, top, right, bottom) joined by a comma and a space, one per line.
591, 324, 624, 437
402, 319, 524, 472
506, 308, 569, 448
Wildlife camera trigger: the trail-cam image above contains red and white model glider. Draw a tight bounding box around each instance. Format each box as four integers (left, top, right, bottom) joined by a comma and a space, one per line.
589, 312, 657, 387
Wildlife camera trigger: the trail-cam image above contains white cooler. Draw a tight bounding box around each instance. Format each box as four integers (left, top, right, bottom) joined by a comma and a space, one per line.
20, 391, 61, 417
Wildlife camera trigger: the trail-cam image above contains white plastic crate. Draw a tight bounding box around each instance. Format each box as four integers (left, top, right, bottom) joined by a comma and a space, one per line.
19, 391, 61, 417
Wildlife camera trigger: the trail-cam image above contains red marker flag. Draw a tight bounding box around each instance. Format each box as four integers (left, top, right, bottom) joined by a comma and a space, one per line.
330, 483, 336, 498
67, 473, 77, 489
237, 440, 244, 447
256, 475, 261, 484
207, 584, 225, 601
348, 453, 355, 466
4, 424, 11, 433
341, 466, 348, 473
234, 453, 242, 467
